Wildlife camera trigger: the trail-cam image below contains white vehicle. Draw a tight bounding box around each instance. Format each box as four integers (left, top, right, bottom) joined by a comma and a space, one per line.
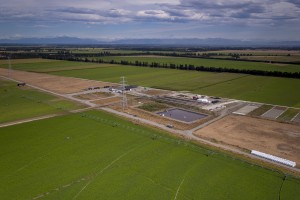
197, 98, 211, 104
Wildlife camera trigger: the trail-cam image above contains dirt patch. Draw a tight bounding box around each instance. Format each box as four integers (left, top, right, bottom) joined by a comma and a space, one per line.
0, 68, 117, 94
0, 58, 58, 65
142, 89, 171, 96
194, 115, 300, 166
74, 92, 114, 100
91, 96, 122, 105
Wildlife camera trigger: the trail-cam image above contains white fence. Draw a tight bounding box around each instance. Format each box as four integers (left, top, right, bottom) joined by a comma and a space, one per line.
251, 150, 296, 168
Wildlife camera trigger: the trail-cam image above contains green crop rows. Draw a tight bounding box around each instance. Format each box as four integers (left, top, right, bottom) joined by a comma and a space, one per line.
0, 78, 83, 123
1, 110, 299, 200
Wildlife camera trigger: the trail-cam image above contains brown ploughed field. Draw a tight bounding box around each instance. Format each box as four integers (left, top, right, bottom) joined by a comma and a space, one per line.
194, 115, 300, 166
0, 68, 117, 94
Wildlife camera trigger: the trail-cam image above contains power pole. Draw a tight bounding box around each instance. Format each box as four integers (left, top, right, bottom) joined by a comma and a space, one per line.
120, 76, 128, 111
7, 56, 12, 77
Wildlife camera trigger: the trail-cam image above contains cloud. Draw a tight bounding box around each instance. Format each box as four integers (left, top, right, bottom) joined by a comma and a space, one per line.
0, 0, 299, 25
0, 0, 300, 40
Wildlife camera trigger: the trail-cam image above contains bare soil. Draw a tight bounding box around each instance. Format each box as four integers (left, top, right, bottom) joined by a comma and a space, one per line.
194, 115, 300, 166
141, 89, 171, 96
0, 68, 117, 94
91, 96, 122, 106
0, 58, 59, 65
74, 92, 113, 100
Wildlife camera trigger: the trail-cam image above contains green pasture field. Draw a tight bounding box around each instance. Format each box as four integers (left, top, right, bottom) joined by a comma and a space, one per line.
240, 56, 300, 63
96, 56, 300, 73
0, 78, 83, 123
197, 76, 300, 108
70, 48, 145, 54
50, 65, 300, 107
0, 59, 120, 72
0, 110, 299, 200
200, 50, 300, 56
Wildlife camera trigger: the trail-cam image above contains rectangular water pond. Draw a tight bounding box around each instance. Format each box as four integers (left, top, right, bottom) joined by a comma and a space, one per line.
157, 108, 207, 123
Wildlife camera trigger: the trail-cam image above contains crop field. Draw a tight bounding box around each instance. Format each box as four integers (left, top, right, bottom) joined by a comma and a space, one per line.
197, 50, 300, 63
0, 78, 83, 123
240, 56, 300, 63
197, 76, 300, 108
0, 59, 120, 73
1, 110, 299, 200
201, 50, 300, 56
69, 48, 145, 54
97, 56, 300, 73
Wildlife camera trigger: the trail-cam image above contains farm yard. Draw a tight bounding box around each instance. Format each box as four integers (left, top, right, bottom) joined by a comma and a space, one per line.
1, 110, 300, 200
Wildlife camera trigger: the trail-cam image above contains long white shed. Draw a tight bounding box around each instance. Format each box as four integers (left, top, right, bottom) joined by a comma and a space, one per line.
251, 150, 296, 167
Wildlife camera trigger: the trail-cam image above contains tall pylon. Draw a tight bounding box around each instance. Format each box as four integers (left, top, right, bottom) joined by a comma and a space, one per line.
120, 76, 128, 111
7, 56, 12, 77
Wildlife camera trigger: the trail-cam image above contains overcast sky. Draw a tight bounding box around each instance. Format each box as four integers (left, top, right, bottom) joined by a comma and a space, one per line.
0, 0, 300, 40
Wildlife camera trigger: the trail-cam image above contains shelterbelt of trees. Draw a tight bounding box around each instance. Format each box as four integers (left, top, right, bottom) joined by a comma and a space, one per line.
1, 52, 300, 79
45, 54, 300, 79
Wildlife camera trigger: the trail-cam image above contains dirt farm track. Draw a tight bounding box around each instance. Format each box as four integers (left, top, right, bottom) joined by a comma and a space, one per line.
194, 115, 300, 166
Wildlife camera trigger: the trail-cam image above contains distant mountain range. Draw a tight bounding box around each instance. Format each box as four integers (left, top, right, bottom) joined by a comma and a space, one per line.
1, 36, 300, 47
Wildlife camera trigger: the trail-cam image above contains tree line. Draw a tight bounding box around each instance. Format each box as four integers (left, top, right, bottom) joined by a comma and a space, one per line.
1, 52, 299, 79
42, 55, 300, 79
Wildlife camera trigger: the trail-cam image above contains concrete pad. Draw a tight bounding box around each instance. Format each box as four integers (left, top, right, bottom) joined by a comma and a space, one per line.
233, 104, 260, 115
261, 107, 286, 119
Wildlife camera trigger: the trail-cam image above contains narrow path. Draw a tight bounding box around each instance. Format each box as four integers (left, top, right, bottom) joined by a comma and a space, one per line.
173, 177, 185, 200
0, 114, 62, 128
